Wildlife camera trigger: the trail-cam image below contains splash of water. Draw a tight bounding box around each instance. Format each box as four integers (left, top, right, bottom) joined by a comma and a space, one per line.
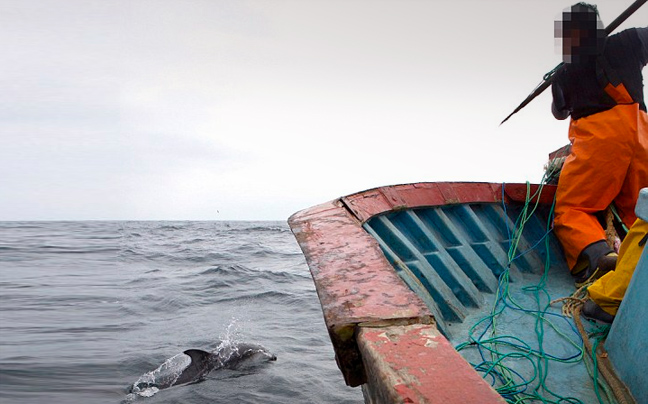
128, 352, 191, 398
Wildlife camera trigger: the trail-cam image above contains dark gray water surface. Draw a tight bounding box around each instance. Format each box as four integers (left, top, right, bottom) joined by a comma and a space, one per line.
0, 221, 363, 403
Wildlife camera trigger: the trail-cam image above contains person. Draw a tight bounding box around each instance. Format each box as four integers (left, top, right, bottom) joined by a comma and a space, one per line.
550, 3, 648, 285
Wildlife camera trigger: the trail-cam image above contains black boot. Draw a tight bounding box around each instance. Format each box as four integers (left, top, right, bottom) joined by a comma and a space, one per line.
573, 241, 616, 287
581, 300, 615, 324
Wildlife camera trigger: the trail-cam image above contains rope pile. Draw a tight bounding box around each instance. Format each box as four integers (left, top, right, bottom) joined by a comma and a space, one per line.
454, 161, 635, 403
456, 181, 587, 403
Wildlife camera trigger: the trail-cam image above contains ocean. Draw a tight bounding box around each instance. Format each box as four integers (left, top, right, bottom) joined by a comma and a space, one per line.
0, 221, 364, 404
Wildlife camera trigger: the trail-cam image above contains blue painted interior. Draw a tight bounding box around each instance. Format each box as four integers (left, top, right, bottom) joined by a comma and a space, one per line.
364, 203, 568, 333
363, 202, 614, 403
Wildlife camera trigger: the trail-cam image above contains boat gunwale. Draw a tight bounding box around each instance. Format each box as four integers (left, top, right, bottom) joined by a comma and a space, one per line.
340, 181, 556, 223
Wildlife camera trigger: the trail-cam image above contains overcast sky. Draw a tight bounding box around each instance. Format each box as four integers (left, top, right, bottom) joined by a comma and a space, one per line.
1, 0, 646, 220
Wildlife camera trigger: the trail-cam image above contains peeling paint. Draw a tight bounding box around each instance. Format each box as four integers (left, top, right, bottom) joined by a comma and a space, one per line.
424, 338, 438, 348
357, 324, 506, 403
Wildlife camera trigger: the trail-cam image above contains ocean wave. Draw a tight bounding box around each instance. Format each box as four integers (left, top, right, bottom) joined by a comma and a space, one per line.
157, 225, 186, 231
233, 225, 291, 233
136, 293, 193, 311
36, 245, 121, 254
125, 275, 169, 286
0, 220, 364, 404
0, 223, 46, 230
0, 282, 35, 289
120, 247, 234, 264
213, 290, 296, 303
194, 264, 254, 277
189, 265, 308, 285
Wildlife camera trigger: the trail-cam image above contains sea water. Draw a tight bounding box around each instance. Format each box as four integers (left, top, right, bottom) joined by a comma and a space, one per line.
0, 221, 363, 404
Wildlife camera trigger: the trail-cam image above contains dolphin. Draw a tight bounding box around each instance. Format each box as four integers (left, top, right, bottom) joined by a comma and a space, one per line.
129, 342, 276, 397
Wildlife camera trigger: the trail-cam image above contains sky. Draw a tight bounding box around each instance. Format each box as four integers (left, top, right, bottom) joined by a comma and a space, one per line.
1, 0, 646, 221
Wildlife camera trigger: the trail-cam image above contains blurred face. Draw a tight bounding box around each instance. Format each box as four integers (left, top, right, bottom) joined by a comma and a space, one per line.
559, 28, 583, 63
555, 25, 600, 63
554, 8, 602, 64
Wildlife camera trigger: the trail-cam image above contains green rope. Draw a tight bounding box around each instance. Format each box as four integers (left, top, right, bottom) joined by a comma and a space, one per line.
590, 326, 614, 404
456, 175, 589, 403
608, 204, 630, 234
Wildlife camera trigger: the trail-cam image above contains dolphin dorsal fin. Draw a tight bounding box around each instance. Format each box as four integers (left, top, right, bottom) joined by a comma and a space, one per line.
183, 349, 211, 368
172, 349, 212, 386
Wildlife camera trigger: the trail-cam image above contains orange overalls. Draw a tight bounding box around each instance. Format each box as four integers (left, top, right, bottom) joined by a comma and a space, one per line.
553, 82, 648, 271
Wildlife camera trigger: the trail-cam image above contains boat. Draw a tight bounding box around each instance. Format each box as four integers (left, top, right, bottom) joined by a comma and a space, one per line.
288, 181, 647, 404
